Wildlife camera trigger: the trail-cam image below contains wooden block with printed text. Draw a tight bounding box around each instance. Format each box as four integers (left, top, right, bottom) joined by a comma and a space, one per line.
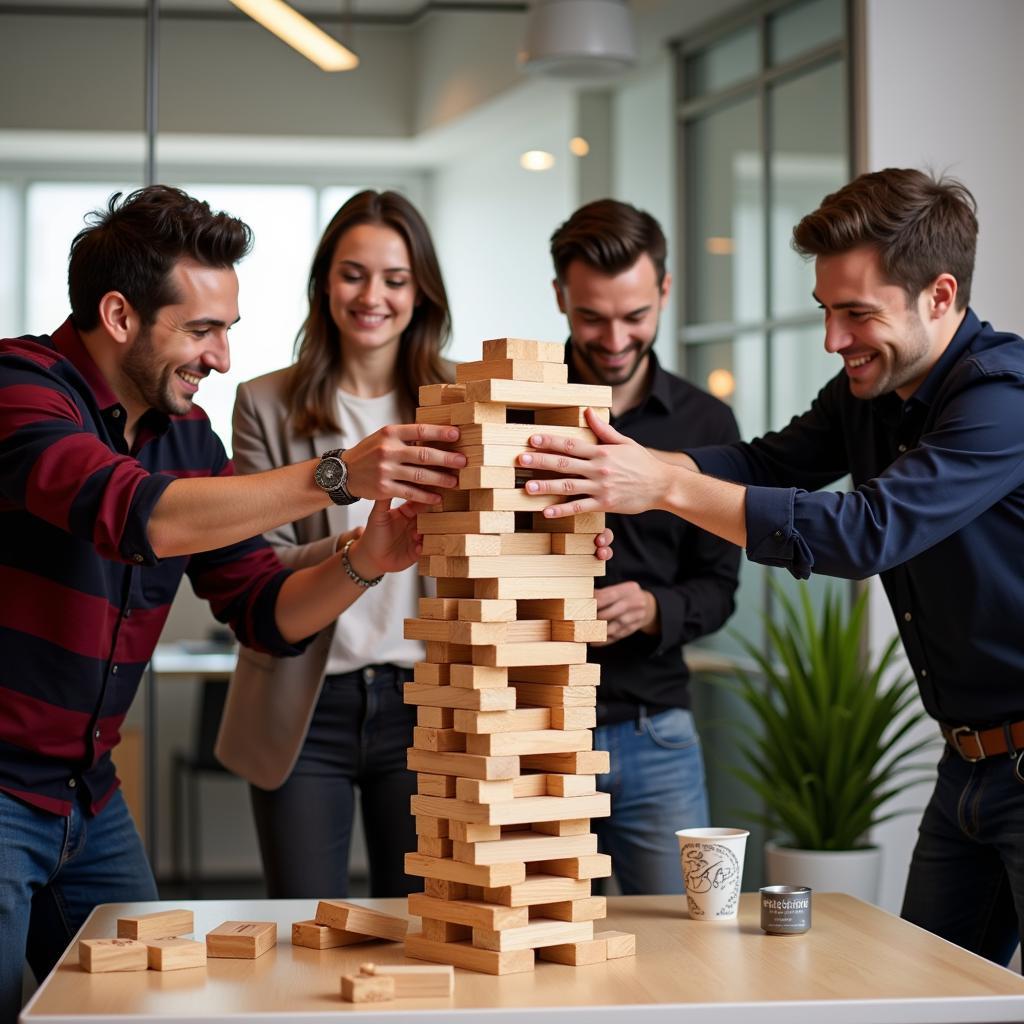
117, 908, 193, 940
206, 921, 276, 959
145, 938, 207, 970
79, 938, 148, 973
315, 901, 408, 942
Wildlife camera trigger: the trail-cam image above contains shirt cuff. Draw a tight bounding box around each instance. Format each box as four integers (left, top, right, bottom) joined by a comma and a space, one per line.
745, 486, 813, 579
645, 583, 685, 656
119, 472, 177, 566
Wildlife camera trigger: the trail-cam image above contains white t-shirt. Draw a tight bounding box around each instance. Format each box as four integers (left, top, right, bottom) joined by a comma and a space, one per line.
324, 388, 424, 675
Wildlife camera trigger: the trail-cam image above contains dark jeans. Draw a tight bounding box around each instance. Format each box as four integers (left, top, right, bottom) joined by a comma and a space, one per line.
250, 664, 417, 899
901, 744, 1024, 968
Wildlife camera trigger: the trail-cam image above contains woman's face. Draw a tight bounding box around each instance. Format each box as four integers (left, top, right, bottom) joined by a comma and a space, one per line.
327, 222, 417, 356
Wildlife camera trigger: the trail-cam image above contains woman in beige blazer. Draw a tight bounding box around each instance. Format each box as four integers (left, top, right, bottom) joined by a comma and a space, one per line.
216, 190, 454, 897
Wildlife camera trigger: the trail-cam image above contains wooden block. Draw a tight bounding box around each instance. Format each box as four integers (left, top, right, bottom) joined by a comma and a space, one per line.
413, 726, 466, 753
550, 708, 598, 730
510, 663, 601, 686
418, 597, 460, 620
404, 618, 467, 644
538, 937, 609, 966
117, 909, 194, 940
513, 774, 550, 797
431, 555, 604, 580
517, 598, 597, 621
417, 705, 455, 728
448, 401, 508, 425
145, 937, 207, 971
450, 621, 511, 645
439, 488, 470, 512
454, 708, 551, 734
412, 792, 609, 827
465, 729, 593, 757
206, 921, 276, 959
424, 878, 469, 901
532, 511, 606, 534
456, 358, 568, 385
512, 683, 597, 707
482, 338, 565, 363
416, 511, 514, 535
291, 920, 375, 949
474, 920, 593, 952
532, 896, 608, 922
533, 818, 591, 836
457, 599, 517, 622
422, 917, 472, 942
465, 378, 611, 409
417, 773, 457, 797
418, 835, 454, 859
449, 820, 501, 842
521, 750, 610, 774
404, 852, 526, 888
545, 773, 597, 796
457, 423, 593, 447
405, 933, 535, 975
473, 642, 588, 669
435, 578, 475, 597
315, 901, 408, 942
424, 640, 473, 663
78, 938, 148, 973
359, 962, 455, 997
538, 853, 613, 879
415, 815, 450, 839
456, 444, 531, 468
469, 490, 566, 513
426, 534, 500, 556
454, 831, 596, 865
549, 534, 606, 555
418, 382, 466, 406
484, 875, 591, 907
341, 973, 395, 1002
551, 619, 608, 643
454, 777, 515, 803
460, 465, 516, 490
416, 404, 453, 425
408, 893, 527, 931
534, 405, 610, 426
404, 684, 516, 712
476, 577, 595, 600
596, 930, 637, 958
414, 663, 452, 686
407, 749, 520, 780
450, 664, 509, 690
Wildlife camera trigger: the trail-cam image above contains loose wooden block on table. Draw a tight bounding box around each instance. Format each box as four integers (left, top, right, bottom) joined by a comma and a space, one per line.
116, 908, 193, 940
596, 930, 637, 958
359, 962, 455, 997
145, 938, 207, 971
482, 337, 565, 363
78, 938, 148, 973
408, 893, 528, 931
291, 919, 376, 949
405, 933, 535, 975
205, 921, 276, 959
473, 919, 594, 952
341, 973, 394, 1003
315, 900, 408, 942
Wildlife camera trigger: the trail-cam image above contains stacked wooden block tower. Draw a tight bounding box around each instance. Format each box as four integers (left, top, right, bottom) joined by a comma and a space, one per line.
402, 337, 635, 975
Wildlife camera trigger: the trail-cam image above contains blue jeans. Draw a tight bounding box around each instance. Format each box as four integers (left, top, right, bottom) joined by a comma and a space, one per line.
0, 787, 156, 1024
250, 664, 417, 898
901, 746, 1024, 968
594, 707, 709, 895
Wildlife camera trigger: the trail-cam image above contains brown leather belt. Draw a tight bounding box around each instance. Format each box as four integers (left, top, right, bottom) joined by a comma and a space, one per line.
941, 720, 1024, 762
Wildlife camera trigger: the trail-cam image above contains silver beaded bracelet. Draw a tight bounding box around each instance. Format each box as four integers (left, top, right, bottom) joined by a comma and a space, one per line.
341, 539, 383, 588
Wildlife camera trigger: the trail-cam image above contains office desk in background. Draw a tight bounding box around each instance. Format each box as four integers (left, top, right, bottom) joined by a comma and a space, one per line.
143, 643, 237, 863
20, 894, 1024, 1023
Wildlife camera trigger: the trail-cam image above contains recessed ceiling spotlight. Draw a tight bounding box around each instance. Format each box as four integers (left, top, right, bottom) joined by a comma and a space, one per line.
520, 150, 556, 172
569, 137, 591, 157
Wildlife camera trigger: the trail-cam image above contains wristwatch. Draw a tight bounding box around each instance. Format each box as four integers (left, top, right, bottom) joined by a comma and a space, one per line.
314, 448, 358, 505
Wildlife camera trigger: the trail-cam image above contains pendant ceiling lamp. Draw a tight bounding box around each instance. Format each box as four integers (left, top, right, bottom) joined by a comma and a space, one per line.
519, 0, 637, 78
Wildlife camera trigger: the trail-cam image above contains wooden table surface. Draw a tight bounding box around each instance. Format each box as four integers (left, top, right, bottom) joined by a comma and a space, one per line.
20, 894, 1024, 1023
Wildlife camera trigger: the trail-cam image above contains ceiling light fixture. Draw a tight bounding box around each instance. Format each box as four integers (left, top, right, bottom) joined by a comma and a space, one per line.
519, 0, 636, 78
569, 136, 590, 157
230, 0, 359, 72
520, 150, 556, 171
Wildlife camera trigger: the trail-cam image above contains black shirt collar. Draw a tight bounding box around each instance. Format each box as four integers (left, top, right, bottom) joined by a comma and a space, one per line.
564, 338, 674, 418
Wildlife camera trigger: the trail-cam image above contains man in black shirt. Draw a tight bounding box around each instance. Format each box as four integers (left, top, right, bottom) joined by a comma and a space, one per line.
545, 200, 740, 893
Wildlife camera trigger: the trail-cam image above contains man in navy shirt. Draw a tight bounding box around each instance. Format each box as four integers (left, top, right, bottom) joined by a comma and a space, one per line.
0, 185, 479, 1020
519, 168, 1024, 965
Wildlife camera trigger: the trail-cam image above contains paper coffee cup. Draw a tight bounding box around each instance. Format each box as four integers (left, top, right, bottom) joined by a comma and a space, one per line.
676, 827, 749, 920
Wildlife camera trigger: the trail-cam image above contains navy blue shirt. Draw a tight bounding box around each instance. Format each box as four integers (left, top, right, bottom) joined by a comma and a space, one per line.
691, 309, 1024, 728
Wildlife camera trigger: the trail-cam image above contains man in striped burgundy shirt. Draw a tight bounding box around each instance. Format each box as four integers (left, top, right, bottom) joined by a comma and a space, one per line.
0, 185, 478, 1019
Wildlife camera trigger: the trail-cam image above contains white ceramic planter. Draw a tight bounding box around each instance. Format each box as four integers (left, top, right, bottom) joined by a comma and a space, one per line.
763, 840, 883, 905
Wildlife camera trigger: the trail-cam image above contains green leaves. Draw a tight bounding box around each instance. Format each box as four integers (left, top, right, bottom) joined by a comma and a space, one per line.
721, 583, 932, 851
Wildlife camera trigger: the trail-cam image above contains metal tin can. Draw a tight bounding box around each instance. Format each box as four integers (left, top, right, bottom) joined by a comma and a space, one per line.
760, 885, 812, 934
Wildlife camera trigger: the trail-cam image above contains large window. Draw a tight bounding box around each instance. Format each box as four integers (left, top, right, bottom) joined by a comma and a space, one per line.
675, 0, 852, 655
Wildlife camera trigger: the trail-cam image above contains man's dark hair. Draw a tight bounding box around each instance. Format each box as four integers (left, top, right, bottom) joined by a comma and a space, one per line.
792, 168, 978, 310
550, 198, 667, 286
68, 185, 254, 330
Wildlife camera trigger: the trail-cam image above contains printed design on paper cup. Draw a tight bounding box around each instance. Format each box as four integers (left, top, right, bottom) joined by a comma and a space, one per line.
682, 843, 741, 917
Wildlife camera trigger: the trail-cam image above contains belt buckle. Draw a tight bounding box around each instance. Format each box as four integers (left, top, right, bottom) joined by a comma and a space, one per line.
950, 725, 985, 762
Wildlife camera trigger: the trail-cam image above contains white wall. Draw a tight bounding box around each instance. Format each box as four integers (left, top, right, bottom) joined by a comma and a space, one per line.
862, 0, 1024, 914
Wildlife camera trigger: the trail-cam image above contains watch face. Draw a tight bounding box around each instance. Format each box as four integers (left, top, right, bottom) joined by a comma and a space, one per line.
316, 458, 343, 490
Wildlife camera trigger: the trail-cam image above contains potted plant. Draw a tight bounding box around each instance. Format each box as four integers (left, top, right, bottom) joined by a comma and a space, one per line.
722, 582, 934, 903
